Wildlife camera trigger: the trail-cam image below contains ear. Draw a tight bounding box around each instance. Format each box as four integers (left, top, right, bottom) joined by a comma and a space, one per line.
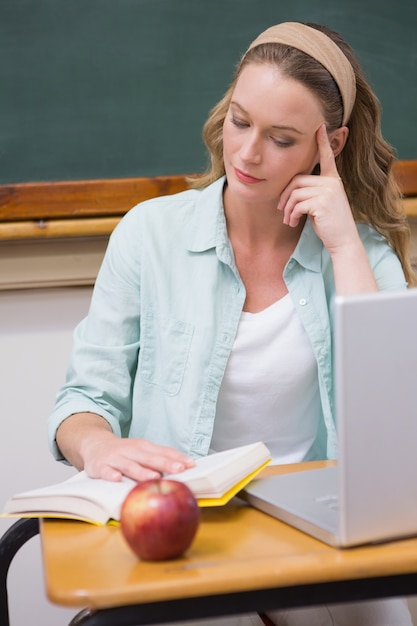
328, 127, 349, 158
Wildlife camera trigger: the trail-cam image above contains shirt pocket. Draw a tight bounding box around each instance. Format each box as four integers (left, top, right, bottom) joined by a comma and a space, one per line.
139, 313, 194, 396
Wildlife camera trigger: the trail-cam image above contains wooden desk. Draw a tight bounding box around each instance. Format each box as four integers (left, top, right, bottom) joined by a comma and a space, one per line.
37, 462, 417, 625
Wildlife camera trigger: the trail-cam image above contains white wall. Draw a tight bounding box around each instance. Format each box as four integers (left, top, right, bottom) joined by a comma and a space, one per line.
0, 286, 92, 626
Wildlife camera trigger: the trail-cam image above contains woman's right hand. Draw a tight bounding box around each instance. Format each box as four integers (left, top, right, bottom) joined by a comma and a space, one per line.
56, 413, 195, 482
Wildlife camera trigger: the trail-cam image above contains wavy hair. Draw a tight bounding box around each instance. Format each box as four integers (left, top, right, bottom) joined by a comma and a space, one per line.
189, 23, 416, 286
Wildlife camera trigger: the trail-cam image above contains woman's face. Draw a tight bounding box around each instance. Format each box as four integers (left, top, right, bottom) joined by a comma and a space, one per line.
222, 62, 326, 207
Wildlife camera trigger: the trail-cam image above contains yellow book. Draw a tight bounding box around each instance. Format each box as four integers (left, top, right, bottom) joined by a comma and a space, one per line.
2, 442, 271, 525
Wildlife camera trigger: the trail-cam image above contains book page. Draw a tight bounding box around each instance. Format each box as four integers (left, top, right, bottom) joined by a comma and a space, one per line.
3, 442, 271, 522
5, 472, 137, 523
164, 442, 271, 497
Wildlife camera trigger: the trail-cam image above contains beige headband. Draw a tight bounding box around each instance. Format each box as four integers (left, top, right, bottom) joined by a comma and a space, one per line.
246, 22, 356, 126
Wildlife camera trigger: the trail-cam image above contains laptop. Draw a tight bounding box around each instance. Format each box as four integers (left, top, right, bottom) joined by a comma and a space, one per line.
242, 288, 417, 547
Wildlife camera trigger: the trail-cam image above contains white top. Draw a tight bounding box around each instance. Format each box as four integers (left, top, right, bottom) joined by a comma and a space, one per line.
211, 294, 324, 464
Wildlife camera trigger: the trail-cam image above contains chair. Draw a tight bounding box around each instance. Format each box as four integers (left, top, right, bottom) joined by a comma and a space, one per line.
0, 518, 40, 626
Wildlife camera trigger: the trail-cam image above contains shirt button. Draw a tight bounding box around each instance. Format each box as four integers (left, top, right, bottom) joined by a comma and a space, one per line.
299, 298, 307, 306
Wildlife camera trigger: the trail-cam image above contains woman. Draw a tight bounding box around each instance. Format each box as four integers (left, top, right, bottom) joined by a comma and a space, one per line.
49, 22, 415, 625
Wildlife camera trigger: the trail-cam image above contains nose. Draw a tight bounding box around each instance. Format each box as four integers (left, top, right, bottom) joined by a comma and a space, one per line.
239, 130, 262, 164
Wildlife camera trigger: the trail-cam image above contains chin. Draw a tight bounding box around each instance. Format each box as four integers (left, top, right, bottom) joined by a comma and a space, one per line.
225, 176, 279, 207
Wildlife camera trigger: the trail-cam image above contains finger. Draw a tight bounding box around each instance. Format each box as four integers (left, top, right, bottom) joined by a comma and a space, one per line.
278, 175, 311, 214
136, 439, 195, 468
317, 123, 339, 178
281, 184, 322, 225
94, 451, 163, 482
116, 458, 162, 482
287, 199, 316, 228
285, 197, 318, 228
132, 450, 192, 475
84, 460, 124, 482
98, 466, 124, 482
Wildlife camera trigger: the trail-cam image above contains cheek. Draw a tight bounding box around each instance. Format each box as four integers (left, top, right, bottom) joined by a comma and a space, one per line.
284, 144, 318, 176
222, 122, 236, 157
300, 139, 320, 169
267, 148, 317, 193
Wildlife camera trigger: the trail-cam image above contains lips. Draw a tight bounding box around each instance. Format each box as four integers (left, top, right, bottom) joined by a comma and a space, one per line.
234, 167, 264, 184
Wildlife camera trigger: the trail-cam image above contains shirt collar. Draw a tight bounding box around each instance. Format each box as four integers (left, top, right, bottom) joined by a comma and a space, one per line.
186, 176, 323, 272
186, 177, 227, 253
290, 219, 323, 272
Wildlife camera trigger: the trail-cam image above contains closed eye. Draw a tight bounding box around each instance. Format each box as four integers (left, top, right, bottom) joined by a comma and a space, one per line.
231, 115, 249, 129
230, 113, 295, 148
271, 137, 294, 148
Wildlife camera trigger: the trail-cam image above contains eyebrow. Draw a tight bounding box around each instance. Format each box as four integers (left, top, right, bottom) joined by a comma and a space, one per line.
230, 101, 305, 135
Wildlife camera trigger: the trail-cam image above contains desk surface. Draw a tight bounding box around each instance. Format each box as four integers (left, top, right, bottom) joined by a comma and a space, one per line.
41, 461, 417, 611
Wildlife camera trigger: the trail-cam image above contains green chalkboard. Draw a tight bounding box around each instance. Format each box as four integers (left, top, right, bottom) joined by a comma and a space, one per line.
1, 0, 416, 184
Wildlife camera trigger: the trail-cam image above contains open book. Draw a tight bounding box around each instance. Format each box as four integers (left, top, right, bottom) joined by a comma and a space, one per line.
2, 442, 271, 525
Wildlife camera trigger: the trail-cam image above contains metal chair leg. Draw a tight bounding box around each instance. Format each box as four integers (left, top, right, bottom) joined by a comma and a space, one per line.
0, 518, 40, 626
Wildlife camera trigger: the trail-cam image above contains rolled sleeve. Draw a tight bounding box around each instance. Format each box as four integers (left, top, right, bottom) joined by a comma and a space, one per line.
48, 212, 143, 460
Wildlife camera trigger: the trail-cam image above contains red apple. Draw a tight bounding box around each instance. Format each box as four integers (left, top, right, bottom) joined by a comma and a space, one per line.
120, 479, 201, 561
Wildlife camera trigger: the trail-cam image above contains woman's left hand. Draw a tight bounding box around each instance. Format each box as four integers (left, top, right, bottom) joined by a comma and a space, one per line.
277, 123, 358, 255
278, 123, 378, 294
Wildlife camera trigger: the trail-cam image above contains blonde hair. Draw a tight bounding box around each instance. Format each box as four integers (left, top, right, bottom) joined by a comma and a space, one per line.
190, 22, 416, 286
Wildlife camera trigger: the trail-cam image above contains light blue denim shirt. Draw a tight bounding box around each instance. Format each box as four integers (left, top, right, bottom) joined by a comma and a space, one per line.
48, 176, 407, 462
